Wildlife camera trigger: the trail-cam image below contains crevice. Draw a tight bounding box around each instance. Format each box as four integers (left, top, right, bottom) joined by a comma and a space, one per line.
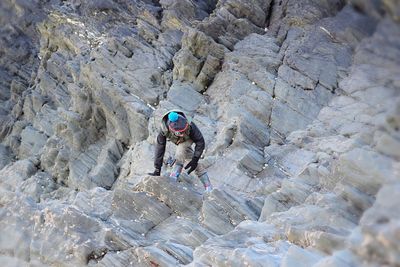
267, 76, 277, 131
204, 0, 218, 15
151, 0, 161, 8
150, 0, 163, 27
265, 0, 275, 28
87, 247, 109, 263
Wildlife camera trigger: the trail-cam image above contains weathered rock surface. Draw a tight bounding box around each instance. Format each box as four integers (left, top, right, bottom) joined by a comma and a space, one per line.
1, 0, 399, 266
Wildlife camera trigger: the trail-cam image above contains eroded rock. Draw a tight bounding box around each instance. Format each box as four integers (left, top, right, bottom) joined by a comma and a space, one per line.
0, 0, 399, 266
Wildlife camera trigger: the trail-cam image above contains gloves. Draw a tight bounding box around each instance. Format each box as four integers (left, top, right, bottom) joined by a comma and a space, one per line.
148, 168, 161, 176
185, 157, 199, 174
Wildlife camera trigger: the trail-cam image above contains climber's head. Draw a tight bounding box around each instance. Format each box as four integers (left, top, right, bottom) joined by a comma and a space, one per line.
168, 112, 188, 137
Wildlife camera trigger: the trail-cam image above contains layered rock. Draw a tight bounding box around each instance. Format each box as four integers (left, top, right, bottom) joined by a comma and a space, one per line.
257, 14, 400, 267
0, 0, 399, 266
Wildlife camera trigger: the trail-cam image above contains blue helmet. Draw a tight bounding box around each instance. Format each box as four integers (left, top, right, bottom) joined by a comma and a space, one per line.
168, 112, 179, 122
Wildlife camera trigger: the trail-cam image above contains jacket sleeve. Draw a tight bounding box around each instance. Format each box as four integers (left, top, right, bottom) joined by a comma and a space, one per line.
154, 132, 167, 169
189, 122, 205, 160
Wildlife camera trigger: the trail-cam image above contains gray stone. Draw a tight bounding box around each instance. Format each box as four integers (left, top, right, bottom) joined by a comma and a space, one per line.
30, 205, 104, 266
305, 193, 360, 225
335, 148, 397, 196
154, 241, 194, 264
266, 201, 356, 239
282, 6, 375, 90
270, 100, 313, 139
68, 140, 105, 190
281, 245, 324, 267
238, 147, 265, 175
160, 0, 212, 31
88, 139, 124, 190
352, 184, 400, 266
312, 250, 361, 267
32, 104, 60, 137
134, 175, 203, 216
110, 188, 172, 235
147, 216, 213, 248
334, 183, 374, 216
347, 0, 385, 19
268, 0, 346, 39
201, 189, 263, 235
173, 28, 226, 90
278, 65, 317, 90
172, 49, 202, 82
39, 137, 70, 185
167, 82, 205, 112
68, 138, 123, 190
258, 177, 314, 221
226, 33, 280, 91
0, 159, 37, 191
0, 195, 39, 263
205, 155, 258, 192
233, 111, 271, 148
274, 79, 333, 121
0, 144, 12, 170
114, 141, 154, 188
135, 245, 179, 266
20, 171, 58, 202
265, 147, 316, 178
137, 18, 161, 43
0, 256, 30, 267
197, 0, 270, 49
192, 221, 289, 267
287, 227, 347, 254
72, 187, 113, 221
1, 0, 400, 266
374, 129, 400, 159
224, 0, 270, 28
259, 193, 292, 221
95, 248, 144, 267
19, 126, 48, 158
383, 0, 400, 21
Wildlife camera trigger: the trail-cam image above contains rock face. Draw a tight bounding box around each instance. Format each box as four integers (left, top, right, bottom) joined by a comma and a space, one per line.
0, 0, 399, 266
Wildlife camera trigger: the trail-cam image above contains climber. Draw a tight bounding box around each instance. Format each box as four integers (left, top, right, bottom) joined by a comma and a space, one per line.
148, 110, 213, 192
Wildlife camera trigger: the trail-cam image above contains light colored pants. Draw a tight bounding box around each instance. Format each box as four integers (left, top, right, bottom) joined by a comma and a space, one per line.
175, 140, 206, 177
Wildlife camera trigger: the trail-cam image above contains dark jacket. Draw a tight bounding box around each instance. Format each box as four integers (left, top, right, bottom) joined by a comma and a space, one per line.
154, 111, 205, 170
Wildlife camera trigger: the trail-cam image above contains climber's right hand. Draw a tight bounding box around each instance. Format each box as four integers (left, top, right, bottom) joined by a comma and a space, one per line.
148, 168, 161, 176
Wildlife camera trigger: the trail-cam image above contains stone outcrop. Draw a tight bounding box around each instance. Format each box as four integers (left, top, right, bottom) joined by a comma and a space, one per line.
0, 0, 399, 266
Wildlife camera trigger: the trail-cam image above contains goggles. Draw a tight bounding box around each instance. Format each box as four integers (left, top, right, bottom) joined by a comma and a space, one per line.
168, 115, 189, 137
